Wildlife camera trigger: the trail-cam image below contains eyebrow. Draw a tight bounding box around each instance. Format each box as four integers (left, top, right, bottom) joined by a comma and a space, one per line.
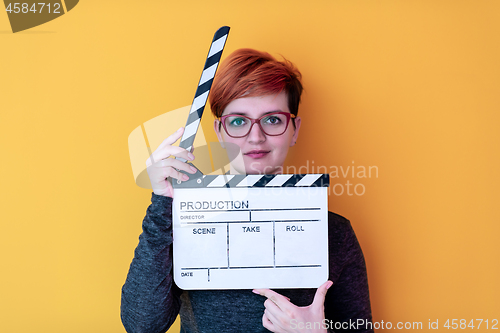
224, 110, 284, 116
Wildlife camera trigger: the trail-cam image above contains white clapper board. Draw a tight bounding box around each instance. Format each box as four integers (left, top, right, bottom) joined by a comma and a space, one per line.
171, 27, 330, 289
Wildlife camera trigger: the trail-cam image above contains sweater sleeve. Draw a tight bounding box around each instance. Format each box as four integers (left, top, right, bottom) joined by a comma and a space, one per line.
121, 193, 182, 333
324, 212, 373, 333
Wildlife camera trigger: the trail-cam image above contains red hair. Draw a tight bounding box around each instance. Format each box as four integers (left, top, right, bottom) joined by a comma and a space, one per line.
209, 48, 303, 119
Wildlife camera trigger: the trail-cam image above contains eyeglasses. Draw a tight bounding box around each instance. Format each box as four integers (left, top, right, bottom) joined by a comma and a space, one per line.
219, 112, 296, 138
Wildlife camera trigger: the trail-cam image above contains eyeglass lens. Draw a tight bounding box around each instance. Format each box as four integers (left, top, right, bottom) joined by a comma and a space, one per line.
224, 113, 289, 137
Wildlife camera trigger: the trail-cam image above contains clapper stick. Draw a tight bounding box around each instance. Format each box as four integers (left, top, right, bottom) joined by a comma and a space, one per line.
175, 26, 230, 177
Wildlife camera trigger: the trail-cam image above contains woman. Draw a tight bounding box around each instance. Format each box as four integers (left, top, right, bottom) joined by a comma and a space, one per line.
121, 49, 373, 333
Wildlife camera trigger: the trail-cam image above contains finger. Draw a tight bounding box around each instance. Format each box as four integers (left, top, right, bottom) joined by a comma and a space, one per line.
311, 280, 333, 310
264, 308, 285, 332
252, 289, 290, 301
253, 289, 294, 312
157, 145, 195, 160
263, 299, 290, 326
147, 160, 191, 184
149, 157, 196, 177
265, 298, 301, 331
148, 166, 176, 197
156, 160, 194, 182
154, 176, 174, 198
264, 298, 283, 313
164, 178, 174, 196
147, 146, 194, 166
262, 313, 276, 332
162, 158, 198, 175
158, 127, 184, 148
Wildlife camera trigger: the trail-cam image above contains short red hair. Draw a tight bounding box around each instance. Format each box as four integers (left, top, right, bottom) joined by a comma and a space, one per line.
209, 48, 303, 119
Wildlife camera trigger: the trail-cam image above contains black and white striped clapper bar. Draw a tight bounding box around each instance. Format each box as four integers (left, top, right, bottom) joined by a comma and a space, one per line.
172, 27, 330, 290
177, 26, 230, 162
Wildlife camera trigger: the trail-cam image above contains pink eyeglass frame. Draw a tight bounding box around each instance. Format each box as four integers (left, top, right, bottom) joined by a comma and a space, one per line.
219, 111, 296, 138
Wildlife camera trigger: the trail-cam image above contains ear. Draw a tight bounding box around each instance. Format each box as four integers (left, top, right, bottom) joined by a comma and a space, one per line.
214, 119, 226, 149
289, 116, 301, 147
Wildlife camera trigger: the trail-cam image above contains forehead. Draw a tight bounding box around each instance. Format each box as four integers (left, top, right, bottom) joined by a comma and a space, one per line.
222, 91, 289, 117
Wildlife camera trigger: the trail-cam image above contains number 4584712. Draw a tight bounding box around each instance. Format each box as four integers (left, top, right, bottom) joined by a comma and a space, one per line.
5, 3, 62, 14
443, 319, 498, 330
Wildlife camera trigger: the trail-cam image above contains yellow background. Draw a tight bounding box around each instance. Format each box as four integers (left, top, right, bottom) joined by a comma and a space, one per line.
1, 1, 499, 332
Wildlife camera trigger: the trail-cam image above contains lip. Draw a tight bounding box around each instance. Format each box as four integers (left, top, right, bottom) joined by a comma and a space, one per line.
244, 150, 270, 159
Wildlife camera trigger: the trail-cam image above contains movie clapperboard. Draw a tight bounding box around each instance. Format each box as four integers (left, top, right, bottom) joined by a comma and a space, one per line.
172, 26, 330, 290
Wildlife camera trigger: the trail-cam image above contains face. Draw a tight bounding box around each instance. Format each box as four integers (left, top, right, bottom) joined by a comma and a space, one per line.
214, 91, 301, 175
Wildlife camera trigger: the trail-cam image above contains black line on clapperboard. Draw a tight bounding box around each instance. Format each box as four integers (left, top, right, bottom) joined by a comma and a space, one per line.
180, 207, 321, 213
181, 219, 319, 225
227, 223, 230, 269
181, 265, 322, 270
208, 268, 210, 282
273, 221, 276, 268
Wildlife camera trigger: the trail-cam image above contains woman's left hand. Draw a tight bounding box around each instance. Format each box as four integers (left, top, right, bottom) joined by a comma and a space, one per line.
253, 280, 333, 333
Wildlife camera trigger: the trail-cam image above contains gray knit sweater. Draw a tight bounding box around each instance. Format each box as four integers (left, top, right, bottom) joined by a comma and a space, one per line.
121, 193, 373, 333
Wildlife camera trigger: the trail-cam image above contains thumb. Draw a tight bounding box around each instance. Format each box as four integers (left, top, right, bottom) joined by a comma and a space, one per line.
311, 280, 333, 309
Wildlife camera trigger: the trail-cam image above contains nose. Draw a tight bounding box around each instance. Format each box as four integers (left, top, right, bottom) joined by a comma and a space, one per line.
247, 121, 266, 144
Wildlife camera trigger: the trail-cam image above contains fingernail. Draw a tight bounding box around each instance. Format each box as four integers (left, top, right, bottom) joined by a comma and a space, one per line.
252, 289, 260, 295
327, 281, 333, 289
177, 127, 183, 132
190, 166, 197, 173
182, 174, 189, 181
188, 153, 195, 160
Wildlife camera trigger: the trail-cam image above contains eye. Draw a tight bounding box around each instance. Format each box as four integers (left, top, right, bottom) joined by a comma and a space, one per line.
228, 117, 247, 127
263, 115, 282, 125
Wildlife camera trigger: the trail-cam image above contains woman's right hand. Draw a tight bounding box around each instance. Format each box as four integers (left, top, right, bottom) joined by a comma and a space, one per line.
146, 127, 198, 198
